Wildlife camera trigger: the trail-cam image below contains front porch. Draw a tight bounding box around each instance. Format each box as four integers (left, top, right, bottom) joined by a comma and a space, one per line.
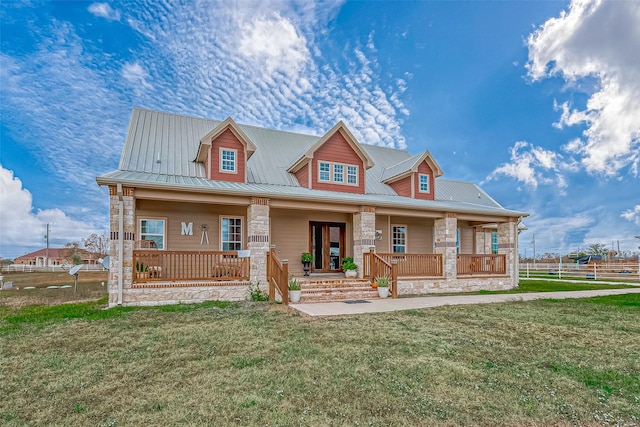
123, 246, 512, 306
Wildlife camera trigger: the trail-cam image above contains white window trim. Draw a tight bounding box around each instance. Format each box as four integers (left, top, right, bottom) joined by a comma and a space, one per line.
220, 216, 244, 251
418, 173, 430, 193
219, 147, 237, 174
391, 224, 407, 254
139, 217, 167, 250
319, 161, 331, 182
347, 165, 358, 185
317, 160, 359, 186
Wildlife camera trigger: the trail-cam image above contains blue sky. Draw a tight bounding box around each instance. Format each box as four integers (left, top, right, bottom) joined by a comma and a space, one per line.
1, 0, 639, 259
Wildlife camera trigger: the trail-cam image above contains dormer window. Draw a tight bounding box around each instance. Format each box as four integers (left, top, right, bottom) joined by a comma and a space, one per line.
419, 174, 430, 193
333, 164, 344, 183
317, 161, 359, 186
319, 162, 330, 181
347, 166, 357, 184
220, 148, 236, 173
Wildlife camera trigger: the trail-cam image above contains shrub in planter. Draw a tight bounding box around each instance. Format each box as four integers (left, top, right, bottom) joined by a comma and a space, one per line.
375, 275, 389, 298
288, 277, 302, 303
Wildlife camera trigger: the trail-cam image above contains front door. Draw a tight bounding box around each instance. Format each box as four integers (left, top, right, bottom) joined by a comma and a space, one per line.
310, 222, 346, 272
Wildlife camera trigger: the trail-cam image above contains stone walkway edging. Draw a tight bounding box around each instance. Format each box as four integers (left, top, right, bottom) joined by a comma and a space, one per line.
290, 288, 640, 317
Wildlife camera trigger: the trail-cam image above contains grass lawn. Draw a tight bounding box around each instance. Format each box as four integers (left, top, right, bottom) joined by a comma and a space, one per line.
1, 292, 639, 426
0, 271, 108, 307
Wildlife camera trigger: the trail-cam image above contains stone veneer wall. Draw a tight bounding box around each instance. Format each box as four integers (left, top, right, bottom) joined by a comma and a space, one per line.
434, 214, 457, 279
498, 220, 518, 287
108, 186, 135, 308
397, 277, 515, 295
247, 198, 270, 289
353, 207, 376, 279
121, 284, 250, 306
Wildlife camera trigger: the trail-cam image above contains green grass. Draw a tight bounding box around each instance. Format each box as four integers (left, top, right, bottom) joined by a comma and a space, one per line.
1, 294, 639, 426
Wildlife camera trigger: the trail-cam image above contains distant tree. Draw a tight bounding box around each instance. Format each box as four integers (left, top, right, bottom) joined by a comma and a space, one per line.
83, 233, 109, 258
540, 252, 559, 261
64, 242, 83, 265
0, 257, 13, 266
587, 243, 609, 256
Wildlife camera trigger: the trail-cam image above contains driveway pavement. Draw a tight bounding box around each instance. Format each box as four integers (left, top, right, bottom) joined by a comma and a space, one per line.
290, 287, 640, 317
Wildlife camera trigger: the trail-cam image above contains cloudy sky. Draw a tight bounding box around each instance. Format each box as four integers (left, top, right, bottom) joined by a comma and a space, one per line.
1, 0, 639, 259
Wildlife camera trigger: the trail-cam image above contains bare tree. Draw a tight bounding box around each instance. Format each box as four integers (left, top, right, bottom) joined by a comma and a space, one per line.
83, 233, 109, 258
587, 243, 609, 256
64, 242, 83, 265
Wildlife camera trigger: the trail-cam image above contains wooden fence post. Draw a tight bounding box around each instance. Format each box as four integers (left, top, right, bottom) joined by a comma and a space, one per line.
391, 259, 398, 299
369, 247, 376, 279
266, 250, 274, 302
282, 259, 289, 306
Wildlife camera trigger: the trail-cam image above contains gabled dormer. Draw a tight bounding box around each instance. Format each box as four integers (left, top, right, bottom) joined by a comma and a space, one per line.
194, 117, 257, 183
381, 151, 443, 200
287, 121, 375, 194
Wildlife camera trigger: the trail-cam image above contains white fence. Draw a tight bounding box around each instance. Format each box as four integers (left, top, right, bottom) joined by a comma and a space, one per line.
1, 264, 107, 273
519, 262, 640, 281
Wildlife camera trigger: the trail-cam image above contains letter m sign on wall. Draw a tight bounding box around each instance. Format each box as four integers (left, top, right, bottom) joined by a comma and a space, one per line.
181, 222, 193, 236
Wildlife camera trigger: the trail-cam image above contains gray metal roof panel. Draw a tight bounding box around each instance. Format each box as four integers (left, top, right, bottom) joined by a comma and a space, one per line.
109, 108, 525, 216
97, 170, 527, 217
379, 153, 422, 182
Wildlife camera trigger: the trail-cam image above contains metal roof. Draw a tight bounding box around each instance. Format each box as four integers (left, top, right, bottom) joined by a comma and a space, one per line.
103, 108, 528, 218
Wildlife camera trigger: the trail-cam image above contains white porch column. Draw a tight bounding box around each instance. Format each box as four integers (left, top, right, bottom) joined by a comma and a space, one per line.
108, 186, 135, 307
247, 197, 270, 286
353, 206, 376, 279
498, 218, 518, 286
434, 213, 457, 279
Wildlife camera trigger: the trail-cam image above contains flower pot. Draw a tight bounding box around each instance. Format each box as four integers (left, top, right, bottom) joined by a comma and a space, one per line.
289, 289, 302, 303
377, 286, 389, 298
345, 269, 357, 278
371, 282, 378, 289
302, 261, 311, 276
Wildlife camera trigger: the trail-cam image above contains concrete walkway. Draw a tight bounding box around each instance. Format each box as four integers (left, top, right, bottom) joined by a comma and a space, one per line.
290, 287, 640, 317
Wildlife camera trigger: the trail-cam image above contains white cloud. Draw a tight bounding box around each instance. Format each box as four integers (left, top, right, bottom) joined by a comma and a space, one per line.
87, 3, 121, 21
119, 2, 408, 148
621, 205, 640, 226
238, 14, 310, 77
0, 165, 101, 258
121, 61, 152, 90
527, 0, 640, 176
486, 141, 569, 190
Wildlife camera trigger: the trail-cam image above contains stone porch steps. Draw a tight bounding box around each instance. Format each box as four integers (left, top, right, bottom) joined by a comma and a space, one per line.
296, 278, 379, 303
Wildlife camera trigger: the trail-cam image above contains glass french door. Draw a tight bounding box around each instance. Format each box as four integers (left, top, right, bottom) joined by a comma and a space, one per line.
310, 222, 345, 272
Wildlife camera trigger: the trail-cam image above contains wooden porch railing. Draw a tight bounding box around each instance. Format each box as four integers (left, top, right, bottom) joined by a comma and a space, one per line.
363, 249, 398, 298
363, 249, 443, 278
457, 254, 506, 275
266, 249, 288, 306
133, 250, 250, 282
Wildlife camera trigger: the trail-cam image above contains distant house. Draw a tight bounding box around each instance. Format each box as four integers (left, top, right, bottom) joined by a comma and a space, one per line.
14, 248, 97, 267
96, 108, 528, 307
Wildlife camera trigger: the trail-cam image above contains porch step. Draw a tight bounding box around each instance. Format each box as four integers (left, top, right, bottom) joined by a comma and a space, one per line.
296, 278, 379, 303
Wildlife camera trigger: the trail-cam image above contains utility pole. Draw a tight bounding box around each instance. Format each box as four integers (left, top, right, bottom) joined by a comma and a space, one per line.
45, 223, 50, 267
532, 233, 536, 268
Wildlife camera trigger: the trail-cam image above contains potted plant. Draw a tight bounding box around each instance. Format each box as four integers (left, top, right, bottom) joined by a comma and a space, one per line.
375, 275, 389, 298
342, 257, 358, 278
301, 252, 314, 276
288, 276, 302, 303
135, 261, 149, 279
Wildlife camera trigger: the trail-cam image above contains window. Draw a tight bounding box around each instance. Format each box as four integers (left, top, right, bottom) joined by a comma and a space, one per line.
456, 228, 460, 254
347, 165, 358, 184
317, 161, 358, 185
319, 162, 330, 182
140, 219, 165, 250
419, 174, 430, 193
333, 164, 344, 183
491, 231, 499, 254
220, 148, 236, 173
221, 217, 242, 250
392, 225, 407, 253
